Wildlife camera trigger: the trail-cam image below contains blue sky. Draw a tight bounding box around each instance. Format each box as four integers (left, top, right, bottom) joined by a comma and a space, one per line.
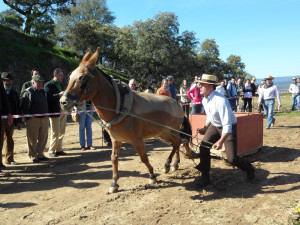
1, 0, 300, 78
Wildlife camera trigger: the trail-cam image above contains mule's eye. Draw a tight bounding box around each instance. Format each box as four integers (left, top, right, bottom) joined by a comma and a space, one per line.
78, 75, 84, 81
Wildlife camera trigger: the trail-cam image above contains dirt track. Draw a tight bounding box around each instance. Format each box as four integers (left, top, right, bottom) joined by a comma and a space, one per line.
0, 116, 300, 225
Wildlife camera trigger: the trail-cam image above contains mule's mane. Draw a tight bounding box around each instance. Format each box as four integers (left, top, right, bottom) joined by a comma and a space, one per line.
95, 67, 113, 86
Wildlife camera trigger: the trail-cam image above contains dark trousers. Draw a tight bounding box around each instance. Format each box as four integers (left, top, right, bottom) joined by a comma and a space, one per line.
181, 104, 190, 118
197, 124, 252, 174
103, 129, 111, 143
242, 98, 252, 112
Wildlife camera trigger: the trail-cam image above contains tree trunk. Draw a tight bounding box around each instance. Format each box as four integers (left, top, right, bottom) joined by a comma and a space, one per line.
24, 17, 33, 34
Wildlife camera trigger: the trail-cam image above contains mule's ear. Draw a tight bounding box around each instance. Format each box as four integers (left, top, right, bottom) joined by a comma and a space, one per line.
80, 49, 92, 65
87, 47, 99, 68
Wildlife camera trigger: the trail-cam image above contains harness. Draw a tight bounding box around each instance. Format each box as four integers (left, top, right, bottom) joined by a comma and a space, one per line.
63, 65, 133, 129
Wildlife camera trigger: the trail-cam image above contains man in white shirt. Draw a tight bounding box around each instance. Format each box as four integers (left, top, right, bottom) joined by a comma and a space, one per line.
288, 78, 299, 111
195, 74, 255, 187
258, 75, 282, 129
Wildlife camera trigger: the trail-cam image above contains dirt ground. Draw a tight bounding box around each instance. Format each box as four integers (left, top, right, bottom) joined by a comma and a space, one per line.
0, 115, 300, 225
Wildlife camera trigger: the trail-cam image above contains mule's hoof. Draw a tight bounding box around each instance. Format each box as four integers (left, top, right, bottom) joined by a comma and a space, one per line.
149, 178, 157, 185
171, 166, 179, 172
164, 167, 170, 173
109, 186, 119, 193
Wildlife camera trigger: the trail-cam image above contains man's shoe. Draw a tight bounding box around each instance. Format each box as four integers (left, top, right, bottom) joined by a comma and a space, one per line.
197, 174, 211, 187
104, 142, 112, 147
246, 165, 255, 181
266, 126, 270, 130
32, 158, 39, 163
87, 146, 96, 150
272, 118, 276, 126
81, 146, 86, 151
49, 153, 58, 157
56, 151, 67, 156
38, 157, 49, 161
10, 161, 19, 165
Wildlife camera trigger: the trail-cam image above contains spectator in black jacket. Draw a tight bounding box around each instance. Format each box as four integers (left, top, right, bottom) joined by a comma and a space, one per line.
44, 68, 67, 157
0, 74, 13, 176
1, 72, 22, 166
21, 75, 49, 163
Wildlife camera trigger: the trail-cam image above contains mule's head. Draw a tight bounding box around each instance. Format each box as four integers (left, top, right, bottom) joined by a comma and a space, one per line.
60, 48, 99, 111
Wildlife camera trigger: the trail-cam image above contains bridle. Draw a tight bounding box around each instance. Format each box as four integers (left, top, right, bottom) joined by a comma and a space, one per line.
63, 65, 96, 105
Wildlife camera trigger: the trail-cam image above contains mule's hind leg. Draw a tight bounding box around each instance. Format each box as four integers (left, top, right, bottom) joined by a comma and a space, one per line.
172, 145, 180, 172
109, 140, 122, 193
132, 139, 156, 184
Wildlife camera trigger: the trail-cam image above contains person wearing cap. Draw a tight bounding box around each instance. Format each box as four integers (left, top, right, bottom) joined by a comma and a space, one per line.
1, 72, 22, 166
187, 78, 204, 114
157, 79, 172, 97
167, 75, 176, 100
258, 75, 282, 129
21, 74, 49, 163
194, 74, 255, 187
288, 78, 299, 111
0, 75, 13, 177
20, 69, 40, 95
44, 68, 68, 157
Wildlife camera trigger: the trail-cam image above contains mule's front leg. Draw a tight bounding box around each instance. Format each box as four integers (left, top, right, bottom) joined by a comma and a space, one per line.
109, 141, 122, 193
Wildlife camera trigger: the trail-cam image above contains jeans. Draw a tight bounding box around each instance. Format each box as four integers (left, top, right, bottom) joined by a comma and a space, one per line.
191, 103, 204, 114
79, 108, 93, 147
291, 94, 298, 111
229, 98, 237, 111
263, 99, 275, 128
296, 95, 300, 111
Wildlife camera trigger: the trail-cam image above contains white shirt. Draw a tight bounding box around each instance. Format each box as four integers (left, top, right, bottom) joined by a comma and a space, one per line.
202, 91, 237, 134
289, 83, 299, 94
258, 84, 281, 105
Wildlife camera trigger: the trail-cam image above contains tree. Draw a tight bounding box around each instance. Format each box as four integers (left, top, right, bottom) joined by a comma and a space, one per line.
115, 12, 199, 86
3, 0, 75, 33
225, 54, 246, 79
0, 9, 24, 30
55, 0, 115, 55
31, 14, 55, 38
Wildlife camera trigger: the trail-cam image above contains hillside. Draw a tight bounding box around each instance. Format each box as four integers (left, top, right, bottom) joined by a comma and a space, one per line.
0, 26, 127, 91
256, 76, 299, 91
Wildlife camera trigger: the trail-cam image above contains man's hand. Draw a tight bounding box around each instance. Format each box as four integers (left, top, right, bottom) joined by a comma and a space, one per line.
59, 91, 64, 97
197, 125, 209, 135
279, 103, 282, 107
212, 140, 223, 150
7, 114, 13, 126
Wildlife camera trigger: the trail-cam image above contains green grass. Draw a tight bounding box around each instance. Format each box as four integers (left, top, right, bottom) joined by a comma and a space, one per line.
252, 93, 299, 117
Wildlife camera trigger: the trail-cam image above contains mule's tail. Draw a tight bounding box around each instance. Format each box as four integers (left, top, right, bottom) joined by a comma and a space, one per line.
180, 116, 192, 143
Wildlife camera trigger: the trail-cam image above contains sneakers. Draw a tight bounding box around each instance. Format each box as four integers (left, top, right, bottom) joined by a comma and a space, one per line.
272, 118, 276, 126
86, 146, 96, 150
49, 152, 58, 157
10, 161, 18, 165
56, 151, 67, 156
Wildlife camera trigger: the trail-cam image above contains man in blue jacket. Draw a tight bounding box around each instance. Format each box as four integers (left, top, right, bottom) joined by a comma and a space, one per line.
227, 78, 237, 111
44, 68, 67, 157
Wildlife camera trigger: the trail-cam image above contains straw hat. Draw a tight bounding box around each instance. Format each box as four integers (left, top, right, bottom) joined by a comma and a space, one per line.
292, 77, 297, 80
1, 72, 13, 80
265, 75, 275, 80
199, 74, 219, 85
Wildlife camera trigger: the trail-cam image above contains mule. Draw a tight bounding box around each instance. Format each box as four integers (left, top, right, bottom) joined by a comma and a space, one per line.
60, 49, 192, 193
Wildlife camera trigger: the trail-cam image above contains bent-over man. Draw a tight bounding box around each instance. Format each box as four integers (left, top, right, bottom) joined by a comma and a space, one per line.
195, 74, 255, 187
